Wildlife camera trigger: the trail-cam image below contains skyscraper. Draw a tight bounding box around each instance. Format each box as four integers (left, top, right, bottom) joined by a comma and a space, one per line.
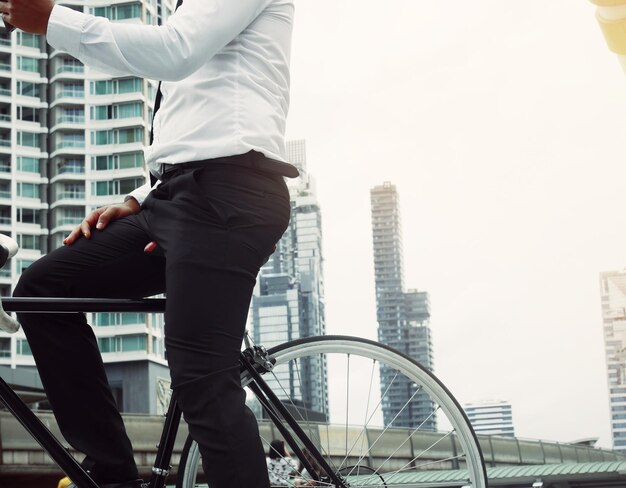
464, 400, 515, 437
250, 139, 328, 421
370, 181, 436, 430
600, 270, 626, 452
0, 1, 175, 414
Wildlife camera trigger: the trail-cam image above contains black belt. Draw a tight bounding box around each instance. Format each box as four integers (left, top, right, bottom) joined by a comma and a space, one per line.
158, 150, 299, 180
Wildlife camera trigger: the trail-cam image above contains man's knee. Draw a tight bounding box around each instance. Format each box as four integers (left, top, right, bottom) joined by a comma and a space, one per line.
13, 258, 62, 298
13, 265, 38, 297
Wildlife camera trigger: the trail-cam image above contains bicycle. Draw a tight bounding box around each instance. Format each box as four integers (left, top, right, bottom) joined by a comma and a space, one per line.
0, 234, 487, 488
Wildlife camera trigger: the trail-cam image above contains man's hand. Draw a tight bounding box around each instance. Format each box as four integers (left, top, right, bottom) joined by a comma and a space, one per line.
0, 0, 54, 35
64, 199, 141, 246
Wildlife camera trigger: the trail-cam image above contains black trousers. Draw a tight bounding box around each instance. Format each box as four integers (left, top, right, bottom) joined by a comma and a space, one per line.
13, 162, 291, 487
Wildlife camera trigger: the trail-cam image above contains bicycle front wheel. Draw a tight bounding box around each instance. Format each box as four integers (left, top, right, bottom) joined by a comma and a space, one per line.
177, 335, 487, 488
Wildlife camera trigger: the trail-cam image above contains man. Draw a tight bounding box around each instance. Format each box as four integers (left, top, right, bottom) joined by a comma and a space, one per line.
3, 0, 297, 487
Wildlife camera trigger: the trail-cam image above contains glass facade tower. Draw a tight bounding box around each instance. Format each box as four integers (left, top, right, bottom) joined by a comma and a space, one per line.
0, 0, 175, 414
370, 181, 436, 430
250, 139, 328, 421
600, 270, 626, 452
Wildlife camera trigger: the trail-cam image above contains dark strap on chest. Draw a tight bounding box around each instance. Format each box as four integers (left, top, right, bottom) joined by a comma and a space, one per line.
149, 0, 184, 186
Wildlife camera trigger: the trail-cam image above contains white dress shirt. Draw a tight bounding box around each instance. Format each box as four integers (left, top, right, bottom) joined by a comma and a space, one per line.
46, 0, 295, 205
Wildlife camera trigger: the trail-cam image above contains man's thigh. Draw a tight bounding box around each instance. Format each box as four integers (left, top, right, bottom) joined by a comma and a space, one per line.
144, 167, 291, 386
16, 214, 166, 299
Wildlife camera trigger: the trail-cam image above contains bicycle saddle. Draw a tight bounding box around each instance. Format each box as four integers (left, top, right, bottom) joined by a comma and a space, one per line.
0, 234, 20, 333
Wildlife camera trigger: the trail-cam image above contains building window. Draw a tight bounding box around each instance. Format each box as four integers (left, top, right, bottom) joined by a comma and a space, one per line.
17, 106, 40, 123
17, 131, 39, 148
17, 259, 34, 274
58, 108, 85, 124
17, 234, 41, 250
17, 56, 39, 73
16, 32, 40, 48
91, 152, 143, 171
92, 177, 144, 196
16, 208, 40, 224
60, 83, 85, 99
0, 338, 10, 358
0, 181, 10, 199
57, 58, 84, 74
119, 152, 143, 169
58, 208, 84, 226
17, 156, 39, 173
59, 183, 85, 200
58, 133, 85, 149
122, 334, 147, 351
94, 312, 146, 326
92, 3, 141, 20
0, 206, 10, 224
16, 339, 32, 356
90, 77, 142, 96
98, 334, 147, 353
58, 158, 85, 175
91, 128, 142, 146
17, 182, 40, 199
17, 81, 39, 98
90, 102, 142, 121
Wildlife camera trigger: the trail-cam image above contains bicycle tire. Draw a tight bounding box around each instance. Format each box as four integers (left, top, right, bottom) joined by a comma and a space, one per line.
176, 335, 487, 488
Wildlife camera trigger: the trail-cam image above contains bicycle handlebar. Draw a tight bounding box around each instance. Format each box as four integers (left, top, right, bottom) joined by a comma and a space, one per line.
2, 297, 167, 313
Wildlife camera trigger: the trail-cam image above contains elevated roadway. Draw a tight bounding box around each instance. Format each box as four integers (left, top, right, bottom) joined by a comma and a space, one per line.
1, 410, 625, 485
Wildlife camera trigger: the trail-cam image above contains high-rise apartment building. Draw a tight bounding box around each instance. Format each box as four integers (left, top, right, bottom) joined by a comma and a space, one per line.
600, 270, 626, 452
370, 181, 436, 430
0, 1, 175, 414
250, 139, 328, 421
464, 400, 515, 437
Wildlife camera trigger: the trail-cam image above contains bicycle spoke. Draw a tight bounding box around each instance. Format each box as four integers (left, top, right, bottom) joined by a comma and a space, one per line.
371, 406, 441, 475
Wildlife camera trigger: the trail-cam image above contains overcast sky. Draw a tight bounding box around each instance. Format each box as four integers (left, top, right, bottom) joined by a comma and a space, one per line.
284, 0, 626, 447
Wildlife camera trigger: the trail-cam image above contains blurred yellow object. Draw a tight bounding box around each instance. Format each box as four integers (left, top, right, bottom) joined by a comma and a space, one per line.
595, 10, 626, 54
590, 0, 626, 6
57, 476, 72, 488
590, 0, 626, 73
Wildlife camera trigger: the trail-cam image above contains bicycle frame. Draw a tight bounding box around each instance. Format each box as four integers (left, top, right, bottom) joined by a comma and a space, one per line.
1, 297, 341, 488
1, 297, 176, 488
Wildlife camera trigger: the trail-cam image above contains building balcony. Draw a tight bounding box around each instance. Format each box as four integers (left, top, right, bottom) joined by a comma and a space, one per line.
51, 173, 86, 186
56, 140, 85, 150
57, 90, 85, 100
56, 191, 85, 200
56, 64, 84, 75
57, 114, 85, 125
56, 216, 83, 226
57, 161, 85, 174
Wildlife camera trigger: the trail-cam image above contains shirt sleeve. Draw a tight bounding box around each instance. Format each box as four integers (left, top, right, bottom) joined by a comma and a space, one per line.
46, 0, 274, 81
125, 181, 153, 206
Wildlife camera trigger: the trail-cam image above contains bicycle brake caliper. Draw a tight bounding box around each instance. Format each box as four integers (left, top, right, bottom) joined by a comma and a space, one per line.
243, 345, 274, 374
